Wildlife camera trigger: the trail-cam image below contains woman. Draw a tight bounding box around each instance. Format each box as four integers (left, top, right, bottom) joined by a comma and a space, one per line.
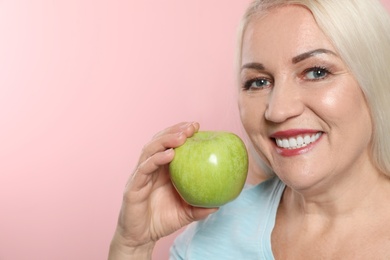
109, 0, 390, 259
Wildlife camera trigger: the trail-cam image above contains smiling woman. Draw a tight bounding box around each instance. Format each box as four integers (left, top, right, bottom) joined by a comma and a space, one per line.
109, 0, 390, 259
239, 5, 375, 188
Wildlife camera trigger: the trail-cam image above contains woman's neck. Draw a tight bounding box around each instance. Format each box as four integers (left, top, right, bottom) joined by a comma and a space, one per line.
283, 164, 390, 221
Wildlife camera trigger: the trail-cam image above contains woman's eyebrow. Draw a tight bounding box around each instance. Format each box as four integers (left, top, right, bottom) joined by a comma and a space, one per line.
240, 62, 265, 72
292, 48, 337, 64
241, 49, 337, 71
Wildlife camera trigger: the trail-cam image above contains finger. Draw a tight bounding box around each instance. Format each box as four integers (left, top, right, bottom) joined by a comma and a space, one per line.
130, 148, 174, 191
179, 206, 219, 225
191, 207, 219, 221
138, 131, 186, 164
153, 122, 200, 139
139, 122, 200, 163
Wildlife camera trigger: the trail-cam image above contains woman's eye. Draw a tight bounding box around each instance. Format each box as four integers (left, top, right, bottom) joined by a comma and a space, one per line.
244, 78, 271, 90
304, 67, 329, 80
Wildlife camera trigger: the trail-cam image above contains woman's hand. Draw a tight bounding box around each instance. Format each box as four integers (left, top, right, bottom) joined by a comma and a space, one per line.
109, 122, 218, 259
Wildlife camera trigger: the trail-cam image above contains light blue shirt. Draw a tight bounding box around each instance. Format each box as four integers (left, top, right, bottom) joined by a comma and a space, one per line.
170, 176, 285, 260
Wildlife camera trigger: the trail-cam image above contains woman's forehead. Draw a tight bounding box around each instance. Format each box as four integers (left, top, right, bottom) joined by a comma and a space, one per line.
241, 5, 337, 64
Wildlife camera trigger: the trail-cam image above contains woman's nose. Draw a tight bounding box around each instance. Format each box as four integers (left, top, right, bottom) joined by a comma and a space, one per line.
264, 82, 304, 123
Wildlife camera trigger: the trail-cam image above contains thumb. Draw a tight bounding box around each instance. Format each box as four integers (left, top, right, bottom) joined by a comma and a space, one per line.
190, 207, 219, 221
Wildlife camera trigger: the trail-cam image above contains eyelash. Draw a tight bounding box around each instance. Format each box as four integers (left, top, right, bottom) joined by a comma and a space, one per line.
242, 66, 332, 91
302, 66, 331, 81
242, 77, 272, 91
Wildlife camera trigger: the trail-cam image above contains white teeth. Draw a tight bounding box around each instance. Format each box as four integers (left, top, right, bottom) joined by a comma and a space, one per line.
275, 132, 322, 149
297, 136, 303, 146
304, 135, 311, 144
289, 137, 297, 147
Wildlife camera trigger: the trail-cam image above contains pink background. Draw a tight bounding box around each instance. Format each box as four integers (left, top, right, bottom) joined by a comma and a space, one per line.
0, 1, 389, 259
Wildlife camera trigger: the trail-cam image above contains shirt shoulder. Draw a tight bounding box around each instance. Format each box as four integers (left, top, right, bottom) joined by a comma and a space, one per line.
170, 177, 284, 260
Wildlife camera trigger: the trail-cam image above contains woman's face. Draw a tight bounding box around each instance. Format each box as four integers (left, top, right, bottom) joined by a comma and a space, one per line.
238, 5, 373, 191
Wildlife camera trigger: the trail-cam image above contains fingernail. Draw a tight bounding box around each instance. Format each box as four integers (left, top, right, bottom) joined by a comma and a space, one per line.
164, 148, 173, 154
191, 121, 198, 128
180, 122, 192, 129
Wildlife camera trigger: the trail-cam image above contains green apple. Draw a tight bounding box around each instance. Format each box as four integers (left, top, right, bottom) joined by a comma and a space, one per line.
169, 131, 248, 208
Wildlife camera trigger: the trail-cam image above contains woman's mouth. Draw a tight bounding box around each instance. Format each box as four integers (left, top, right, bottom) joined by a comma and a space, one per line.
274, 132, 322, 150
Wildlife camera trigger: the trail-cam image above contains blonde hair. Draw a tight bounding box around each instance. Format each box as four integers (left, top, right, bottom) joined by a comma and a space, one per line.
237, 0, 390, 176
